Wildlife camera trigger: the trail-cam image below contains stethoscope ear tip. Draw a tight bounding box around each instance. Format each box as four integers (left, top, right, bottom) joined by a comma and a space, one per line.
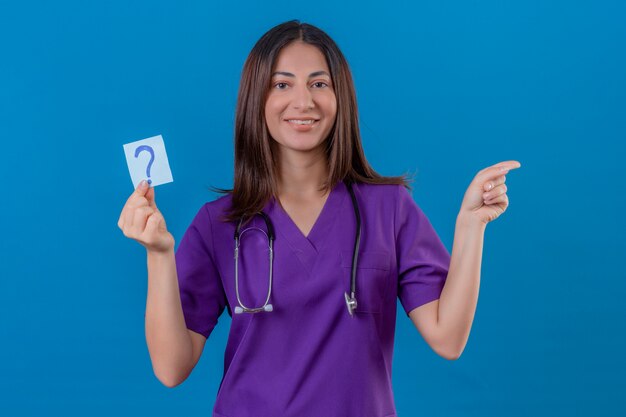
234, 306, 244, 314
264, 304, 273, 312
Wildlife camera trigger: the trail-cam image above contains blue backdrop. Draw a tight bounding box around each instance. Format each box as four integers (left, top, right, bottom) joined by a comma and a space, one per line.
1, 0, 624, 416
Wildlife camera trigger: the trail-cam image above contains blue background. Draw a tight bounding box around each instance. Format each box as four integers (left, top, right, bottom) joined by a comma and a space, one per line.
1, 0, 624, 416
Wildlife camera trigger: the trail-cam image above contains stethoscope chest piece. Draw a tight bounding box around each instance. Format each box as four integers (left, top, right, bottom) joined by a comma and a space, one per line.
234, 304, 273, 314
344, 292, 357, 316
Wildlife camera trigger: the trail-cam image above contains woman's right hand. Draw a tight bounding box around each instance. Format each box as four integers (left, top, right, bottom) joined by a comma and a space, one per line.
117, 180, 175, 253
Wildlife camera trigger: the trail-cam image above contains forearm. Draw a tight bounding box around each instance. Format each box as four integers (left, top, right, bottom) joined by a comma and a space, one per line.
437, 213, 486, 357
145, 249, 193, 386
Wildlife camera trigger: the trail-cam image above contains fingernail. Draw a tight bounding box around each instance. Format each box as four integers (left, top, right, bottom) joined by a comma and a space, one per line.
139, 180, 146, 188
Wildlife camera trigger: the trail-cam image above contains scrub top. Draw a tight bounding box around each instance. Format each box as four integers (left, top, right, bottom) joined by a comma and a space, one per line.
175, 180, 451, 417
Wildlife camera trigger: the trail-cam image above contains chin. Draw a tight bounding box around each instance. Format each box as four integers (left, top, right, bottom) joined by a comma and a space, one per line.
276, 137, 327, 154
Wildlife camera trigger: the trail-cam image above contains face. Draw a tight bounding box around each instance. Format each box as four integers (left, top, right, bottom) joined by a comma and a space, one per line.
265, 41, 337, 158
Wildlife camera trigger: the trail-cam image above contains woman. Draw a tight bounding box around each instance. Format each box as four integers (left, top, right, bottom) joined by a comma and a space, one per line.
118, 20, 520, 417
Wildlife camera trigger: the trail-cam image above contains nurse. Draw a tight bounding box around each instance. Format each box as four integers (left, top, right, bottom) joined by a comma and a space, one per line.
118, 20, 521, 417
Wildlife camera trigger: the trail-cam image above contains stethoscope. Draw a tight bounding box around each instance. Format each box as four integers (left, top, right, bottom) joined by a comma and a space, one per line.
233, 180, 361, 316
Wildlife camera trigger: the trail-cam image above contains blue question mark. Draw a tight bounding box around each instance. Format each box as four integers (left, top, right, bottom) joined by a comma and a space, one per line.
134, 145, 155, 185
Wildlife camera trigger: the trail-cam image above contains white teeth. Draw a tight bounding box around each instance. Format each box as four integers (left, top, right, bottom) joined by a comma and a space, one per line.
287, 119, 316, 125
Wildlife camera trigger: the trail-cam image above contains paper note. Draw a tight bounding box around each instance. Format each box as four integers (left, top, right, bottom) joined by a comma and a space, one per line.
123, 135, 173, 188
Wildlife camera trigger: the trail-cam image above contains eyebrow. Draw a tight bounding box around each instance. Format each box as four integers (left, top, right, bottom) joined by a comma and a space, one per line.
271, 70, 331, 78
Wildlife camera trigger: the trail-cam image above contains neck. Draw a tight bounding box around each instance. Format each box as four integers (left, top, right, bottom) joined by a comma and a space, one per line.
275, 147, 329, 197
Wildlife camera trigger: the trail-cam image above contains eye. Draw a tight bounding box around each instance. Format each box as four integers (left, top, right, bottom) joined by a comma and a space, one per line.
274, 82, 288, 89
312, 81, 329, 88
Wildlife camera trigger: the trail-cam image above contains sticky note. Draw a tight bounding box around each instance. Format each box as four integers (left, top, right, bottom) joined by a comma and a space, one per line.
123, 135, 173, 188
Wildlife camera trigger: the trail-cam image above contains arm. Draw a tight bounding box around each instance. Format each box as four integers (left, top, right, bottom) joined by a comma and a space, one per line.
409, 213, 485, 360
117, 181, 208, 386
410, 160, 520, 360
145, 249, 206, 387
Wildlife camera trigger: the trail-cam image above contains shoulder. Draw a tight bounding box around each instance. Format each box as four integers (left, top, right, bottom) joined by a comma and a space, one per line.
350, 182, 413, 226
201, 193, 233, 216
352, 182, 429, 227
187, 193, 233, 228
352, 181, 406, 199
352, 182, 412, 211
181, 194, 234, 252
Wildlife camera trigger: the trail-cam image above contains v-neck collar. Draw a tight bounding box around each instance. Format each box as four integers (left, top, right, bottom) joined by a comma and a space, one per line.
265, 180, 348, 277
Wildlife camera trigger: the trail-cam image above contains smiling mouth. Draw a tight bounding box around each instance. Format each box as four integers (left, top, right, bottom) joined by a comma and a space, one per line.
285, 119, 319, 125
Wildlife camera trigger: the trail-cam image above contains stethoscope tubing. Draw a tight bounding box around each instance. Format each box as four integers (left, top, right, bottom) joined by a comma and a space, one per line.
233, 180, 360, 316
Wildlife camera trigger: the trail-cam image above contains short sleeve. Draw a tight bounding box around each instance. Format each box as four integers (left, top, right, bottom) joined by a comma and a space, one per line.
175, 203, 227, 339
395, 185, 451, 316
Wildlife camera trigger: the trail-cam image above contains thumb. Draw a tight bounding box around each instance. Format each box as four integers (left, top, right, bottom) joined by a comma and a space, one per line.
135, 179, 150, 197
145, 185, 157, 208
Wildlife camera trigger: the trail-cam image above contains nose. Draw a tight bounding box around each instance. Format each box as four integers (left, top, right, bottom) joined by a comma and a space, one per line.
292, 83, 314, 110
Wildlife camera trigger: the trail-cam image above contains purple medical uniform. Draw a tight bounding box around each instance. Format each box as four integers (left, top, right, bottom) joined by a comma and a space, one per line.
175, 181, 451, 417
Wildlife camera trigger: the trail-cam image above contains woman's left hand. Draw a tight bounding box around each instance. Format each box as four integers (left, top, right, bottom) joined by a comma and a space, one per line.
459, 160, 522, 225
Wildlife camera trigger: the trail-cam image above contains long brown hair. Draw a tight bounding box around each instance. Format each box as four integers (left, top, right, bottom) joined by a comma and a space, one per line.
211, 20, 413, 223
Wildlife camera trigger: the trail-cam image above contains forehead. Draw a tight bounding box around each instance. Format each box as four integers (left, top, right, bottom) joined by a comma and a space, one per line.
272, 41, 330, 74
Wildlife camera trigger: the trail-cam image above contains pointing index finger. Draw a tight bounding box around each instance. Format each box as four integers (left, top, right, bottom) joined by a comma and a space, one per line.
497, 160, 522, 171
480, 161, 521, 183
